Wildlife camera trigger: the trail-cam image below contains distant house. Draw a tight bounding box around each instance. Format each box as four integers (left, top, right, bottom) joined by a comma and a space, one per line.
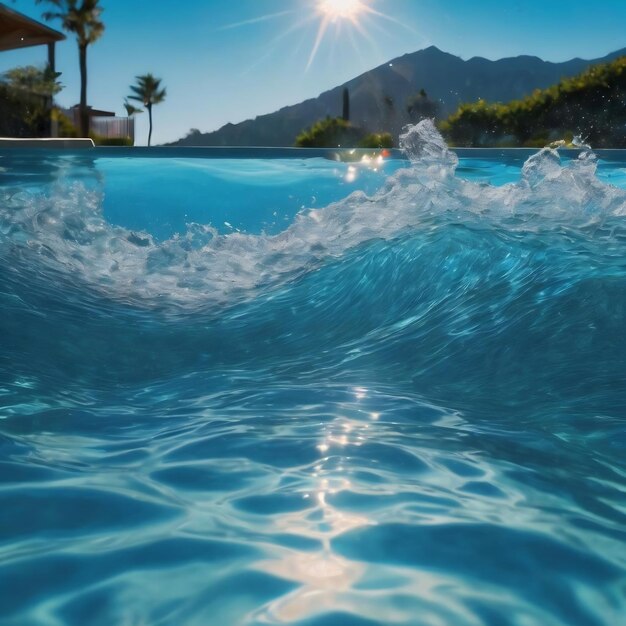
61, 105, 116, 130
61, 105, 135, 143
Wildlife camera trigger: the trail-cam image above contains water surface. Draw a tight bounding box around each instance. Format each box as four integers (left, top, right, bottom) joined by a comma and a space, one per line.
1, 123, 625, 625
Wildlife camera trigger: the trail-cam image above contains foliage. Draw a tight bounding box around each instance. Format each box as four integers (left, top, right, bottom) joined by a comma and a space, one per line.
0, 85, 44, 137
440, 56, 626, 147
358, 133, 394, 149
37, 0, 105, 137
296, 117, 372, 148
52, 109, 78, 137
342, 88, 350, 122
128, 73, 167, 146
0, 66, 63, 137
36, 0, 104, 46
90, 134, 133, 146
407, 89, 439, 121
128, 73, 167, 108
3, 65, 63, 97
123, 100, 143, 116
295, 118, 394, 148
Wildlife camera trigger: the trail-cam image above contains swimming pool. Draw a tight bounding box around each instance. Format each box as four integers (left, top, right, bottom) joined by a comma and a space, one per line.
1, 121, 625, 625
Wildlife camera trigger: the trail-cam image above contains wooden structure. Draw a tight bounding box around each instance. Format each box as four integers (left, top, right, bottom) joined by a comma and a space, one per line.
62, 106, 136, 143
0, 3, 65, 73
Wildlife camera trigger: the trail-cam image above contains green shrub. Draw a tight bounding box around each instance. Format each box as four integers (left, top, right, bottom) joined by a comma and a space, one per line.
296, 117, 363, 147
358, 133, 394, 149
440, 56, 626, 147
52, 109, 78, 138
296, 117, 395, 149
90, 134, 133, 146
0, 84, 49, 137
0, 65, 63, 137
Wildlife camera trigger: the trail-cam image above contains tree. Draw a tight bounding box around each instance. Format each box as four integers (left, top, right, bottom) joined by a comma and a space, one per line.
382, 94, 395, 132
406, 88, 439, 122
342, 88, 350, 122
0, 65, 63, 136
37, 1, 104, 138
440, 56, 626, 147
295, 117, 359, 147
294, 117, 392, 149
123, 100, 143, 117
3, 65, 63, 97
123, 100, 142, 146
128, 74, 166, 147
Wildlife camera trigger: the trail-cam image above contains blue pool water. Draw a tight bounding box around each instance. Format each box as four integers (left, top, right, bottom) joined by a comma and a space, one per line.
1, 121, 625, 625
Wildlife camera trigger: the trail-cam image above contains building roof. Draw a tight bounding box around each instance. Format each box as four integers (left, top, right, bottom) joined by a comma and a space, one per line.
0, 2, 65, 52
68, 105, 116, 117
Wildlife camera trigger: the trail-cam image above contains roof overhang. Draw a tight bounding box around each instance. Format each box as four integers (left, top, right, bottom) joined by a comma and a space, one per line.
0, 2, 65, 52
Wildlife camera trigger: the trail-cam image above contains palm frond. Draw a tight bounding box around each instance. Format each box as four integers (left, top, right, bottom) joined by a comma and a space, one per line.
127, 73, 167, 107
124, 101, 143, 116
38, 0, 105, 46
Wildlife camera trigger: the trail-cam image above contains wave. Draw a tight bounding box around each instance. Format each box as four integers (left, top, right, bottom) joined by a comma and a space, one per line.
2, 123, 626, 413
1, 122, 625, 626
2, 121, 626, 313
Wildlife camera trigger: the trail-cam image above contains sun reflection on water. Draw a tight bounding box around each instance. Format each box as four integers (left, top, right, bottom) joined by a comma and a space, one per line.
252, 387, 382, 622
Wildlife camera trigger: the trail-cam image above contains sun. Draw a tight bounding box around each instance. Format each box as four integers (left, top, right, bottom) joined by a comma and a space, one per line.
318, 0, 365, 21
221, 0, 406, 73
307, 0, 378, 68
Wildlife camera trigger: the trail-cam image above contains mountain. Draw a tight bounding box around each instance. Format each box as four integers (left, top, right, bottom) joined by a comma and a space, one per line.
168, 46, 626, 147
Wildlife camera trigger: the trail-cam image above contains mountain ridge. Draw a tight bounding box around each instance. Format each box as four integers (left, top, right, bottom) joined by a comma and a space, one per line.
168, 46, 626, 147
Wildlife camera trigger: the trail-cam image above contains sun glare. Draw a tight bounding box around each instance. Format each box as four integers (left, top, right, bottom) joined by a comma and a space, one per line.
222, 0, 404, 73
307, 0, 380, 69
318, 0, 364, 21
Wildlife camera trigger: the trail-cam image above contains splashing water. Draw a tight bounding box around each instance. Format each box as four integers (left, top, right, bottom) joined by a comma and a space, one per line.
1, 120, 625, 310
0, 122, 625, 626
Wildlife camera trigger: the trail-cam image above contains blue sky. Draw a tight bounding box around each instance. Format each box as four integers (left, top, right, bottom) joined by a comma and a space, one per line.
2, 0, 626, 145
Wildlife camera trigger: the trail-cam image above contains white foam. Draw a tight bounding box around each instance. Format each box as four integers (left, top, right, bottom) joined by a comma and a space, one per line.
1, 120, 625, 310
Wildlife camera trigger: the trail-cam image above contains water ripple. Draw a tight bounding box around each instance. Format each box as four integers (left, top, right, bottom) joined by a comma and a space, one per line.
1, 123, 625, 624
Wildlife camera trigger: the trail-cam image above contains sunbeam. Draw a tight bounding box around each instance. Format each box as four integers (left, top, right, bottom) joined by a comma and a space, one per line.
307, 0, 384, 69
218, 10, 297, 31
218, 0, 394, 73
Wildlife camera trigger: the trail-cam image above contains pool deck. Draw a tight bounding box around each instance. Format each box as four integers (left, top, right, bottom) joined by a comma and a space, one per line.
0, 138, 95, 149
1, 139, 626, 161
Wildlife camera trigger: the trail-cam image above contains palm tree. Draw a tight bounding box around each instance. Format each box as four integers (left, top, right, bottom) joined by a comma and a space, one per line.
123, 101, 143, 117
128, 74, 166, 147
37, 1, 104, 138
123, 101, 142, 145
